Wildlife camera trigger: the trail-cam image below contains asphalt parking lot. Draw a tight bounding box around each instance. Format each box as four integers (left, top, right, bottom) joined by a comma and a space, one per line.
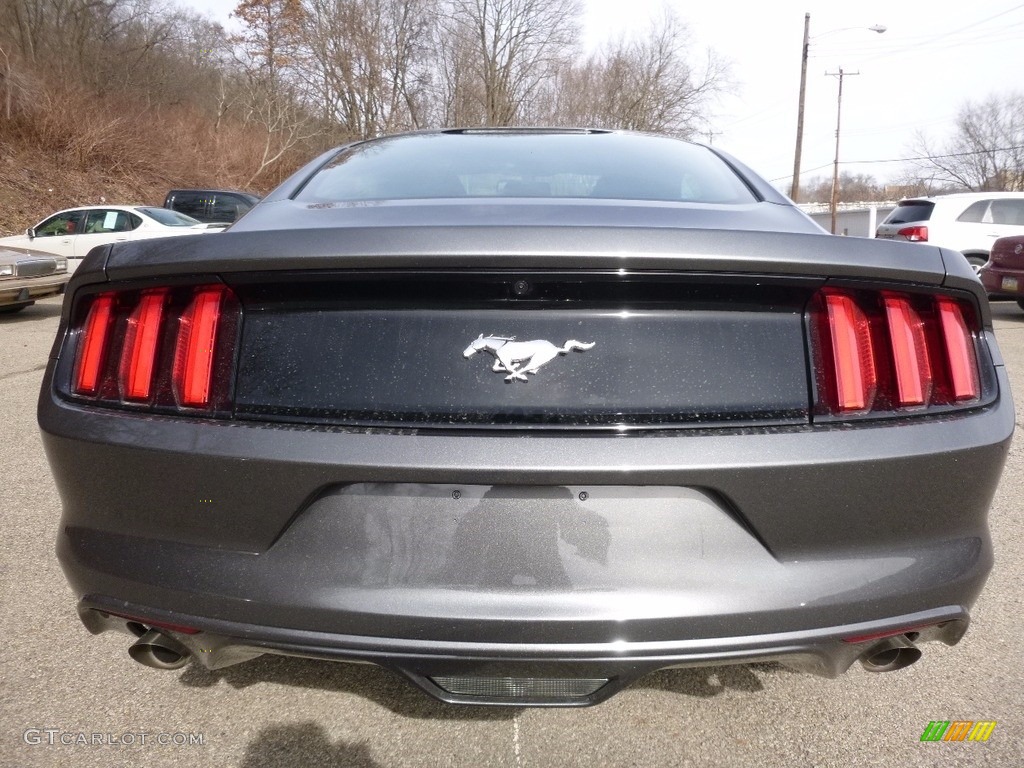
2, 295, 1022, 768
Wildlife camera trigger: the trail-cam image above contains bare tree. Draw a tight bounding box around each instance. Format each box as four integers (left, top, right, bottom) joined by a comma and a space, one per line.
439, 0, 581, 126
3, 0, 48, 65
910, 93, 1024, 191
232, 0, 319, 184
432, 8, 485, 126
800, 172, 885, 204
233, 0, 306, 84
545, 10, 727, 137
0, 42, 32, 120
299, 0, 433, 139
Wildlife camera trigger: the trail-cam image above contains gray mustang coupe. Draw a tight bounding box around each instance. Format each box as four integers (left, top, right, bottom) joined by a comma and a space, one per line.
39, 129, 1013, 706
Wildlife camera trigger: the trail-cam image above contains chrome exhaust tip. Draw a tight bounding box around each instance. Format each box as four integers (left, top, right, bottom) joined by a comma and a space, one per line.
128, 629, 190, 670
859, 635, 922, 673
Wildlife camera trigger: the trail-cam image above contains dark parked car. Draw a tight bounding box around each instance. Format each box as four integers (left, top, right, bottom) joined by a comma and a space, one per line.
41, 129, 1013, 707
980, 234, 1024, 309
163, 188, 261, 224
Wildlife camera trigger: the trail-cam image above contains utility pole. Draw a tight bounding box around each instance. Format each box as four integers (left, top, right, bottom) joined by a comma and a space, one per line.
790, 12, 811, 202
826, 68, 859, 235
790, 18, 884, 204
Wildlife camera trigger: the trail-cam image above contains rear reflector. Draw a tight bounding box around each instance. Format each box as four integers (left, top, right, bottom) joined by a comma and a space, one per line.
811, 289, 982, 416
102, 610, 201, 635
842, 625, 932, 644
69, 284, 238, 413
430, 676, 608, 700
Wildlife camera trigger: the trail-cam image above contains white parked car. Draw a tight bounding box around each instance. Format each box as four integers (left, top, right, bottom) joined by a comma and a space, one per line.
875, 192, 1024, 273
0, 205, 219, 272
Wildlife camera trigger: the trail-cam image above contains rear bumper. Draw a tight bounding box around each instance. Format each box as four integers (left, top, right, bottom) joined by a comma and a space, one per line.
42, 361, 1013, 704
980, 264, 1023, 296
0, 273, 68, 307
77, 597, 968, 705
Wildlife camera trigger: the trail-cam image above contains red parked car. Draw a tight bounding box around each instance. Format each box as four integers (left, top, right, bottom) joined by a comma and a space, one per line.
979, 235, 1024, 310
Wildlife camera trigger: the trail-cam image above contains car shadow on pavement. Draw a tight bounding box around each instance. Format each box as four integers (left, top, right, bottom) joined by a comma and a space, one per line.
180, 654, 792, 717
239, 722, 381, 768
179, 656, 519, 721
989, 301, 1024, 322
634, 663, 780, 698
0, 300, 64, 322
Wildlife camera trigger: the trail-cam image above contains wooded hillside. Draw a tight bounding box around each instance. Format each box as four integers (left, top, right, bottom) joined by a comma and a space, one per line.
0, 0, 726, 233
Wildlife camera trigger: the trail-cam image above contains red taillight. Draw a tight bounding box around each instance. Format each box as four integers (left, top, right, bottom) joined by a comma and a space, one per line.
119, 289, 168, 401
72, 293, 115, 395
936, 297, 980, 401
812, 289, 983, 417
173, 287, 226, 407
882, 294, 931, 406
69, 284, 238, 413
824, 292, 876, 411
897, 225, 928, 242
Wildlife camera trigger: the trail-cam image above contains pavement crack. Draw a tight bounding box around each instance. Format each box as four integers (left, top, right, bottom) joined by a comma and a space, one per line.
0, 363, 47, 382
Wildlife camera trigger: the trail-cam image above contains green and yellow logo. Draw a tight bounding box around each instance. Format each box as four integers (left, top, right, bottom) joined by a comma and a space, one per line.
920, 721, 996, 742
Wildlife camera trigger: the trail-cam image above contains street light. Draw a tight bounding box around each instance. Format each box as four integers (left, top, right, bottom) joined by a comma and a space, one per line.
789, 14, 886, 202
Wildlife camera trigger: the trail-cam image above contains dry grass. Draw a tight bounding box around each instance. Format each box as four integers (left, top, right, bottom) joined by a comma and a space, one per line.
0, 81, 314, 234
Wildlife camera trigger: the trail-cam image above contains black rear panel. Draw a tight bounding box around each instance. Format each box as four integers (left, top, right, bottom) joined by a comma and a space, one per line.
231, 272, 816, 429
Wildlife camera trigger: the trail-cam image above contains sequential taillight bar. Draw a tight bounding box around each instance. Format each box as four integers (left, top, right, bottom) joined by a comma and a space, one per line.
72, 293, 115, 396
70, 284, 239, 412
810, 288, 981, 416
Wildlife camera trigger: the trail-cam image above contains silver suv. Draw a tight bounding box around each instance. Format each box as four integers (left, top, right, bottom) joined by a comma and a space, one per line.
876, 192, 1024, 272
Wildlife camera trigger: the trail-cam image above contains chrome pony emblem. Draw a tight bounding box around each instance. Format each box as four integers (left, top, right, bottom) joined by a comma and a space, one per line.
463, 335, 595, 382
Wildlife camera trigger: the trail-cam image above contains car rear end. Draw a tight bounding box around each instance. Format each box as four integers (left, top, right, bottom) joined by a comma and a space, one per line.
39, 227, 1011, 705
875, 198, 934, 242
39, 132, 1013, 706
980, 234, 1024, 308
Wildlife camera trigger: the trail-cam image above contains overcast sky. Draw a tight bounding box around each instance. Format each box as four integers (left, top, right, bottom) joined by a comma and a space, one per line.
182, 0, 1024, 191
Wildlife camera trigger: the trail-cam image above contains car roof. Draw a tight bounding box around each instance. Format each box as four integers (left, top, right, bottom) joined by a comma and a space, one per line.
898, 191, 1024, 204
167, 189, 258, 196
49, 205, 148, 214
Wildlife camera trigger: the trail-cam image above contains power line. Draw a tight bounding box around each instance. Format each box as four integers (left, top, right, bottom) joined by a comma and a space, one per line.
849, 144, 1024, 165
840, 3, 1024, 65
768, 144, 1024, 183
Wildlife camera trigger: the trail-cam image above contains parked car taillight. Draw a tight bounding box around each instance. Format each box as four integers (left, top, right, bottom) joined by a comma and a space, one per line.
69, 284, 239, 413
809, 288, 981, 417
897, 225, 928, 242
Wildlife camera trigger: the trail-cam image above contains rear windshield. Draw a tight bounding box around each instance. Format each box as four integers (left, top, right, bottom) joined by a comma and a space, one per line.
882, 201, 934, 225
295, 132, 757, 205
139, 207, 201, 226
